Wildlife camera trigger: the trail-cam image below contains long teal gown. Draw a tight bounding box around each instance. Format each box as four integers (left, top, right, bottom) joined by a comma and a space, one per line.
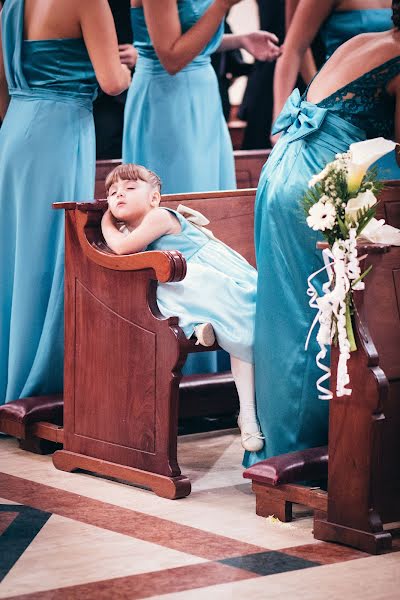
123, 0, 235, 374
122, 0, 235, 194
0, 0, 97, 405
244, 55, 400, 466
320, 8, 398, 178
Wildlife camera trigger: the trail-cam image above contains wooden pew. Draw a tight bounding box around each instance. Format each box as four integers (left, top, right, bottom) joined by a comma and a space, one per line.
46, 189, 256, 499
94, 150, 270, 199
234, 150, 270, 189
244, 180, 400, 554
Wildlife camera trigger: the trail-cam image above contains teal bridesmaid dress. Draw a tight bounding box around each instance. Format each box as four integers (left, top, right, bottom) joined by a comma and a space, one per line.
320, 8, 398, 178
320, 8, 392, 59
244, 55, 400, 466
0, 0, 97, 405
123, 0, 235, 375
122, 0, 236, 194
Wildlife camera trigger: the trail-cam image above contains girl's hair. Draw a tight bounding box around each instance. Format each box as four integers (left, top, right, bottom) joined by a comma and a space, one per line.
393, 0, 400, 29
105, 164, 162, 194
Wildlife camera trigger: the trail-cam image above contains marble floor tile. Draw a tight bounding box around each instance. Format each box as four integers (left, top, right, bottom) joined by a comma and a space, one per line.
0, 514, 206, 598
154, 553, 400, 600
0, 437, 317, 550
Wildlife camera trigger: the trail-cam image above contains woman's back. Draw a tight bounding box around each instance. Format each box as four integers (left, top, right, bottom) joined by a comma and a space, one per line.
1, 0, 97, 103
23, 0, 82, 40
306, 30, 400, 138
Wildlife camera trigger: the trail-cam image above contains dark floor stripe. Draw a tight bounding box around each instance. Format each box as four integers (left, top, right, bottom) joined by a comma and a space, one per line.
0, 473, 268, 560
0, 505, 51, 582
219, 550, 320, 576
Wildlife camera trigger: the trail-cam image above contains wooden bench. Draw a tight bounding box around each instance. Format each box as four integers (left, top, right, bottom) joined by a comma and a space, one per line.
244, 181, 400, 554
0, 189, 250, 499
94, 150, 270, 199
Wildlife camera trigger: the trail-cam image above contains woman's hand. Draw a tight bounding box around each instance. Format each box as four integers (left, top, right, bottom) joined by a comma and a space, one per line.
241, 31, 281, 62
119, 44, 138, 69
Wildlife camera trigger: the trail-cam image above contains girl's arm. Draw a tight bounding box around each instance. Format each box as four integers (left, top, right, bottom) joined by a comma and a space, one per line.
218, 31, 281, 62
0, 17, 10, 120
141, 0, 241, 75
101, 208, 176, 255
271, 0, 336, 142
77, 0, 131, 95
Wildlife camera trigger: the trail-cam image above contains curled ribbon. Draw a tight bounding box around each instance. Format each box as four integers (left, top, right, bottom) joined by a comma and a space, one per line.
305, 228, 362, 399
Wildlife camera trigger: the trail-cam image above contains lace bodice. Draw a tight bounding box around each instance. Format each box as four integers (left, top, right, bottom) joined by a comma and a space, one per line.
312, 56, 400, 139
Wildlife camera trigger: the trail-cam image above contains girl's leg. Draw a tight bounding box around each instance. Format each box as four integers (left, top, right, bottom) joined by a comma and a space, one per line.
230, 356, 264, 452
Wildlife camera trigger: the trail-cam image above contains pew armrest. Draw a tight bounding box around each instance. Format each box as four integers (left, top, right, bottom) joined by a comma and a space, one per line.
53, 201, 187, 283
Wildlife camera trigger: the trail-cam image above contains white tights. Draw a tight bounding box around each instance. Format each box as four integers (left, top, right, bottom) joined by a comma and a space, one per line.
230, 356, 258, 425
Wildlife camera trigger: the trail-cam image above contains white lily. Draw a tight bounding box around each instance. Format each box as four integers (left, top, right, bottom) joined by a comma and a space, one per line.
358, 218, 400, 246
345, 189, 377, 222
347, 138, 397, 193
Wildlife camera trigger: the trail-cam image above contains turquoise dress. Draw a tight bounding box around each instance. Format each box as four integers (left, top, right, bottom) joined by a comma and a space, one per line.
320, 8, 398, 178
0, 0, 97, 405
244, 56, 400, 466
320, 9, 392, 59
122, 0, 236, 194
147, 209, 257, 363
123, 0, 235, 374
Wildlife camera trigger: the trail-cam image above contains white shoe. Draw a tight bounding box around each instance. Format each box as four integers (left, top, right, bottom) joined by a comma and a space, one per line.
194, 323, 215, 347
237, 414, 264, 452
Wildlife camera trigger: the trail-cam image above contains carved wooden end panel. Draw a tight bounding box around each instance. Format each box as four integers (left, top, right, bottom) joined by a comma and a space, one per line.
315, 246, 400, 553
63, 209, 182, 478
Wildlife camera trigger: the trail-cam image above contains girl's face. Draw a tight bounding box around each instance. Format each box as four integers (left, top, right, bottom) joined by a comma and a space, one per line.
107, 178, 156, 223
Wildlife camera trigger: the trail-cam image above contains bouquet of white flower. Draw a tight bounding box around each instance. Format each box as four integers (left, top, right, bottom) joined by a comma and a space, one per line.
303, 137, 398, 399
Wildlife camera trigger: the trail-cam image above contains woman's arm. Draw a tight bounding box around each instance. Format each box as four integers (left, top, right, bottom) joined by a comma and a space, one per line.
285, 0, 316, 84
218, 31, 281, 62
271, 0, 336, 140
101, 208, 175, 255
78, 0, 131, 95
0, 17, 9, 120
141, 0, 241, 75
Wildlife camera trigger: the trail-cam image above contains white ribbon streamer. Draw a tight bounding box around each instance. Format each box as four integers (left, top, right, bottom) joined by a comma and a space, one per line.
305, 228, 362, 399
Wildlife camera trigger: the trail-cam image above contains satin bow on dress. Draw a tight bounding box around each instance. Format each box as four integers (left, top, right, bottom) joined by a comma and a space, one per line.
272, 89, 328, 143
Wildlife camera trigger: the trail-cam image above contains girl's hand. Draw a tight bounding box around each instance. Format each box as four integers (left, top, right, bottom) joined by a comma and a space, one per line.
119, 44, 138, 69
241, 31, 281, 62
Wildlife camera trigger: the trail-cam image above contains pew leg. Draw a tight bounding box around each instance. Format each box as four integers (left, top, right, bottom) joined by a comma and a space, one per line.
53, 450, 191, 500
313, 514, 393, 555
253, 484, 293, 522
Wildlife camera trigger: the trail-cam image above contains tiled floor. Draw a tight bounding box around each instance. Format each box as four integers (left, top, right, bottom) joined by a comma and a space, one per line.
0, 432, 399, 599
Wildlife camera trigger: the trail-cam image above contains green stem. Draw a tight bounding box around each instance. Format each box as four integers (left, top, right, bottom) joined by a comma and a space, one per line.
345, 301, 357, 352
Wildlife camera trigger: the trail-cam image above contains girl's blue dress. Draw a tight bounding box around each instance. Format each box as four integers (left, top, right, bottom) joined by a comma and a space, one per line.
122, 0, 236, 194
147, 208, 257, 364
244, 55, 400, 466
320, 8, 398, 178
123, 0, 236, 375
0, 0, 97, 405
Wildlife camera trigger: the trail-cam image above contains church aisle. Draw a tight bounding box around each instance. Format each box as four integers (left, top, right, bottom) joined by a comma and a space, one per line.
0, 433, 398, 599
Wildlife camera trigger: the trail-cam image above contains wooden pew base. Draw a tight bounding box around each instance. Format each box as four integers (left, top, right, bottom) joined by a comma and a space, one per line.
53, 450, 191, 500
314, 513, 393, 555
252, 481, 328, 522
